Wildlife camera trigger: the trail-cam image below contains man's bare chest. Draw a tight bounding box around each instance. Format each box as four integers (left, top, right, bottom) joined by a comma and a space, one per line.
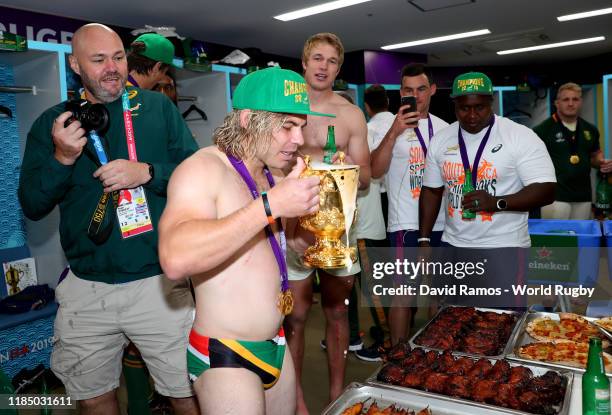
302, 117, 350, 153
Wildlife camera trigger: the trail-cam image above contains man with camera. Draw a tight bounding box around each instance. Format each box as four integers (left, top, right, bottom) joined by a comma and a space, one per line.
368, 63, 449, 355
19, 23, 199, 414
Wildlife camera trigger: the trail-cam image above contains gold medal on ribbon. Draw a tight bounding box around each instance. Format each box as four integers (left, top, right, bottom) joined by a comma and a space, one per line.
570, 155, 580, 164
278, 290, 294, 315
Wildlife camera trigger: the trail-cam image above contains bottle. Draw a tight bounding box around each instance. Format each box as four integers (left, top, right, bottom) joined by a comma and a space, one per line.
0, 368, 17, 414
462, 169, 476, 220
583, 337, 611, 415
323, 125, 336, 164
596, 173, 611, 218
40, 375, 52, 415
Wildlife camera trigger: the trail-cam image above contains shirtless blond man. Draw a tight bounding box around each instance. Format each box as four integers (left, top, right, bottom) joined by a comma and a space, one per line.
159, 67, 330, 414
283, 32, 371, 413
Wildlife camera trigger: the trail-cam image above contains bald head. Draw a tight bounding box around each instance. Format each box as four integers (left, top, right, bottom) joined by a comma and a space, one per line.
72, 24, 120, 57
69, 23, 127, 103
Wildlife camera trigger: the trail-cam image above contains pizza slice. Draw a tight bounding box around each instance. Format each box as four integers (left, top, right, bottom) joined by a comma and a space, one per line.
594, 317, 612, 333
526, 314, 610, 347
518, 341, 612, 373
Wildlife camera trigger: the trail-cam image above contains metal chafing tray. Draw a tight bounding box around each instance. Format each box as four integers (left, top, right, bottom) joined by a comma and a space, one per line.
366, 356, 573, 415
322, 382, 513, 415
506, 310, 612, 377
408, 305, 526, 359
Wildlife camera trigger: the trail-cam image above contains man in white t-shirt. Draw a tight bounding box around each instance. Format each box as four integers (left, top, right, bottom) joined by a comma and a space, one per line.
370, 64, 449, 347
420, 72, 556, 307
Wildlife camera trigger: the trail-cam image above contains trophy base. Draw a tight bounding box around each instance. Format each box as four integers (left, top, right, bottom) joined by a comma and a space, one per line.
302, 237, 357, 269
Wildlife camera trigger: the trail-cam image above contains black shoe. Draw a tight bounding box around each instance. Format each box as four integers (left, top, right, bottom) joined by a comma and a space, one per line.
320, 337, 364, 351
369, 326, 385, 343
355, 342, 383, 362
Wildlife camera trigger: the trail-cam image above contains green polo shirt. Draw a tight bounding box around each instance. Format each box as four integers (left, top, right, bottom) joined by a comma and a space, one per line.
533, 115, 599, 202
19, 87, 198, 283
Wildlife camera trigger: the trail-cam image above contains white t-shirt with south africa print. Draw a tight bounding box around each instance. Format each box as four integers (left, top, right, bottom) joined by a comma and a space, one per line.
422, 115, 556, 248
372, 114, 449, 233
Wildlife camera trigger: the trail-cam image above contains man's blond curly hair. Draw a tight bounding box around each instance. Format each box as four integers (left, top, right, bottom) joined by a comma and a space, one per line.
214, 110, 289, 159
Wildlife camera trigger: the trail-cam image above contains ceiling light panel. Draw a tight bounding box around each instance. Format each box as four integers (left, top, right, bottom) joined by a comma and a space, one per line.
557, 7, 612, 21
274, 0, 373, 21
409, 0, 475, 12
497, 36, 605, 55
382, 29, 491, 50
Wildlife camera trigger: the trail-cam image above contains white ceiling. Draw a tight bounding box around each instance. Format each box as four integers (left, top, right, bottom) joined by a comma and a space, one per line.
2, 0, 612, 66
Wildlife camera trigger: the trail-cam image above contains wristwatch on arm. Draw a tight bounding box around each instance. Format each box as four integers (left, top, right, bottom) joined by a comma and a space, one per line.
496, 197, 507, 211
145, 162, 155, 185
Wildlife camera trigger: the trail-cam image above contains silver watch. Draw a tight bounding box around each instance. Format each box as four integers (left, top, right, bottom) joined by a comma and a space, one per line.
496, 198, 507, 211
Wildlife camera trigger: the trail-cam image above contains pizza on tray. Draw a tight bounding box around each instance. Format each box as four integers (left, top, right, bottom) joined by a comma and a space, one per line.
518, 341, 612, 373
594, 317, 612, 333
525, 312, 609, 346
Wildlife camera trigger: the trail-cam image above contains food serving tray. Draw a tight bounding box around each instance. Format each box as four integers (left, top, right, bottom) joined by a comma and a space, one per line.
322, 382, 513, 415
506, 310, 612, 377
408, 305, 526, 359
366, 355, 573, 415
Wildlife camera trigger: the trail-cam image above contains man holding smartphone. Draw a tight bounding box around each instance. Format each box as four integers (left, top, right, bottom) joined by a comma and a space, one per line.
368, 63, 448, 355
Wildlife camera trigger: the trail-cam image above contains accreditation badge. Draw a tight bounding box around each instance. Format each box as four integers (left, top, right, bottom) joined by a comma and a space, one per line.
116, 186, 153, 238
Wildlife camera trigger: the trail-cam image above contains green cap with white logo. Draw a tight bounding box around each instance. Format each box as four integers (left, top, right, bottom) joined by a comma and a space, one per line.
450, 71, 493, 98
233, 67, 334, 117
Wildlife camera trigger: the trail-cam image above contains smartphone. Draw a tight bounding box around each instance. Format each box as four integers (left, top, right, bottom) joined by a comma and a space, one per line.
400, 95, 417, 114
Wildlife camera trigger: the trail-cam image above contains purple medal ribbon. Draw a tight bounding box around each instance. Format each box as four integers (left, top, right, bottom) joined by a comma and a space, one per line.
457, 116, 495, 187
227, 154, 289, 293
414, 115, 434, 157
127, 74, 140, 87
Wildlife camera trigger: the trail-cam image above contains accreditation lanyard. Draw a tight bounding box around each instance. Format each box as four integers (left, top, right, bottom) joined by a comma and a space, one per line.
457, 117, 495, 187
414, 115, 434, 157
227, 155, 290, 295
86, 90, 138, 164
87, 89, 151, 242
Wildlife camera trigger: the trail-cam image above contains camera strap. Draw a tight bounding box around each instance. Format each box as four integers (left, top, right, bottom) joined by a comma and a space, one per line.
86, 130, 119, 244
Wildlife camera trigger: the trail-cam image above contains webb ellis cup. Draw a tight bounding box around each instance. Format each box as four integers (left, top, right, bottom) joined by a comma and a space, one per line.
299, 154, 359, 269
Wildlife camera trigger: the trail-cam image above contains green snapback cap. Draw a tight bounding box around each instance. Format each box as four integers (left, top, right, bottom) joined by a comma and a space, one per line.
233, 67, 334, 117
132, 33, 177, 66
450, 71, 493, 98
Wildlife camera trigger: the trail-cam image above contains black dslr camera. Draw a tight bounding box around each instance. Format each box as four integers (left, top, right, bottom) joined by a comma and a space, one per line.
65, 99, 110, 133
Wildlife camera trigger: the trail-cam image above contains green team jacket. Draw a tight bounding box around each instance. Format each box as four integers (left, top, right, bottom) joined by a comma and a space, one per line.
19, 87, 198, 283
533, 115, 599, 202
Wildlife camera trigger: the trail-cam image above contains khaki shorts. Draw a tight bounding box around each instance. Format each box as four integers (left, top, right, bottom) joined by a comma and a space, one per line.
287, 232, 361, 281
51, 271, 195, 400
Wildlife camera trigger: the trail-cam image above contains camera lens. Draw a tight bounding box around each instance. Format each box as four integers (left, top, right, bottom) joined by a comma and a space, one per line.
84, 104, 110, 132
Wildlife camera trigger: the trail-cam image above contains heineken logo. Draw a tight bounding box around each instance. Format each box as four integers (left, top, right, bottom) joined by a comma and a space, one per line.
536, 246, 552, 259
529, 245, 571, 272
